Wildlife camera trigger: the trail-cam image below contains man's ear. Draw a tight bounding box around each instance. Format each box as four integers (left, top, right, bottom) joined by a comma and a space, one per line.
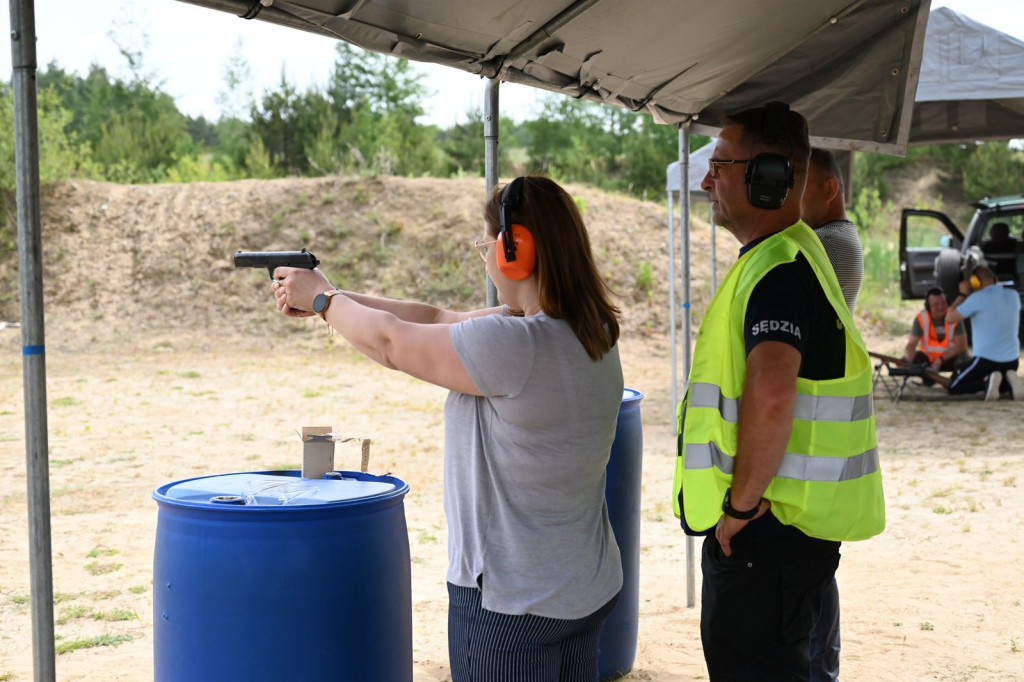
824, 176, 841, 204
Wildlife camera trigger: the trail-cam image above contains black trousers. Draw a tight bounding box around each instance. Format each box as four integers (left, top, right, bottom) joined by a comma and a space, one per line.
701, 521, 840, 682
948, 356, 1020, 395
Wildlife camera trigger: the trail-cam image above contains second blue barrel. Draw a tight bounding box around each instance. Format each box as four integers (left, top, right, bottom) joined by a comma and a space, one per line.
152, 469, 412, 682
599, 388, 644, 680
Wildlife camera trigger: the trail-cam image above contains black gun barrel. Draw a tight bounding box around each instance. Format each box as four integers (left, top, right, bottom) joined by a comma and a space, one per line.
233, 249, 320, 279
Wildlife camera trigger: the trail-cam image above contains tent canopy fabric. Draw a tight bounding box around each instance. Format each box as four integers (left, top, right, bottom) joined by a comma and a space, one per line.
178, 0, 929, 155
912, 7, 1024, 144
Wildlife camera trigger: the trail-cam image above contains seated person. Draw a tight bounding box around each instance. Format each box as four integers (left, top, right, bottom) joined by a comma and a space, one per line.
981, 222, 1018, 280
903, 287, 970, 375
982, 221, 1016, 253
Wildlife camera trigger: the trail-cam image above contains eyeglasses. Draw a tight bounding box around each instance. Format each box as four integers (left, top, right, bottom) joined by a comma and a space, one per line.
708, 158, 750, 178
474, 239, 497, 262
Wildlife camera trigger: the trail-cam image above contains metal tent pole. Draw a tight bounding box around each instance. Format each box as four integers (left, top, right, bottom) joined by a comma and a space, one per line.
484, 79, 500, 307
667, 188, 677, 420
678, 125, 695, 609
9, 0, 56, 678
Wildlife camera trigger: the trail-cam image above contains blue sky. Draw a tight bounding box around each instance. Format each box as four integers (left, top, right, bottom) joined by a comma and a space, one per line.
2, 1, 1022, 128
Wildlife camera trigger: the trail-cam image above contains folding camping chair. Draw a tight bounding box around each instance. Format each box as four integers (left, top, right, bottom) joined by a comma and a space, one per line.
872, 356, 926, 402
869, 351, 950, 403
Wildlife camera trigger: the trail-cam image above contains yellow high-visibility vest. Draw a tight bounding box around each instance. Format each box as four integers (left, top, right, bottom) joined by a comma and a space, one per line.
672, 221, 885, 542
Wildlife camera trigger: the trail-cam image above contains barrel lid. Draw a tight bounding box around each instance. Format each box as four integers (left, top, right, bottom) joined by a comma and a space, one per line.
622, 387, 644, 402
152, 470, 408, 510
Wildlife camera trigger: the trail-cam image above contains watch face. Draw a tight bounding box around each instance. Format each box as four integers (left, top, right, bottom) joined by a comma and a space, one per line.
313, 292, 328, 314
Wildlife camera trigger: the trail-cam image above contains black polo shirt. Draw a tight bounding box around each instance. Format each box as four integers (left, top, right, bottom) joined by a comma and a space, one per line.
742, 235, 846, 381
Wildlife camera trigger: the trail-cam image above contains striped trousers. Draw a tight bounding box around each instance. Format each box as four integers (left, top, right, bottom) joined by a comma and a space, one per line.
447, 582, 618, 682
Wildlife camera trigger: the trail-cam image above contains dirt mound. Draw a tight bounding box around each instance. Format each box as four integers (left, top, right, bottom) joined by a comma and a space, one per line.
0, 176, 727, 353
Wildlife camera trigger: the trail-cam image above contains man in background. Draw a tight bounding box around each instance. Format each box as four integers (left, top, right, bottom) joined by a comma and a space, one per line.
800, 147, 861, 314
902, 287, 970, 376
947, 266, 1023, 400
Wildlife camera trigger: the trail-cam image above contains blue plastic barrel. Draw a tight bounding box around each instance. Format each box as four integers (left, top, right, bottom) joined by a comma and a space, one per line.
599, 388, 644, 681
152, 470, 412, 682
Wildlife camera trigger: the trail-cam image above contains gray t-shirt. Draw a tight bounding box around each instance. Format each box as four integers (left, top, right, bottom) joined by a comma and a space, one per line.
446, 312, 624, 619
813, 218, 863, 314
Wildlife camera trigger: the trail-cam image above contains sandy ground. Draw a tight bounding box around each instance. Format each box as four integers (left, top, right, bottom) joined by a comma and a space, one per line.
1, 328, 1022, 681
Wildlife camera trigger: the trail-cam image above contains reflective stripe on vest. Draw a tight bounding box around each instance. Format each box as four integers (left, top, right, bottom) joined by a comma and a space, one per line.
689, 382, 873, 423
683, 441, 879, 481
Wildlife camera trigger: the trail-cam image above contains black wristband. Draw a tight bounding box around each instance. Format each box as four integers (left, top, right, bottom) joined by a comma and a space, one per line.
722, 488, 760, 520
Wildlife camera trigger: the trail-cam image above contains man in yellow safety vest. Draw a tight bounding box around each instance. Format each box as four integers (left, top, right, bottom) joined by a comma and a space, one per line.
672, 102, 885, 681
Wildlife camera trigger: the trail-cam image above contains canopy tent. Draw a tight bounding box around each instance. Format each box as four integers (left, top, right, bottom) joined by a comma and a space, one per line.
11, 1, 934, 678
912, 6, 1024, 144
179, 0, 929, 154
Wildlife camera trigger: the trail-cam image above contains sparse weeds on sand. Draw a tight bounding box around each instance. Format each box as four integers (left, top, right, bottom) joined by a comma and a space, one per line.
84, 562, 123, 576
86, 547, 119, 559
95, 608, 138, 622
56, 605, 91, 625
54, 634, 133, 655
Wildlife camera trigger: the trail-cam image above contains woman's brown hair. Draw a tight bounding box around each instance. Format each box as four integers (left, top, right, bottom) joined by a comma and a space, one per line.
485, 176, 620, 360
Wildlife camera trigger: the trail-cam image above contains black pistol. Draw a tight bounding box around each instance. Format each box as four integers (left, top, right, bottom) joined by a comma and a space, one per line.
233, 249, 320, 280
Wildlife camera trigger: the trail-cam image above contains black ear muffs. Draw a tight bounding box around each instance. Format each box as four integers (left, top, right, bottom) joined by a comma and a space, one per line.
745, 101, 795, 210
498, 178, 536, 280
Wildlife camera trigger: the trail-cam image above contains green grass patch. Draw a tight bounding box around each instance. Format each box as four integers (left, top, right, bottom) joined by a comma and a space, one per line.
84, 562, 123, 576
55, 633, 133, 655
56, 605, 92, 624
94, 608, 138, 622
86, 547, 119, 559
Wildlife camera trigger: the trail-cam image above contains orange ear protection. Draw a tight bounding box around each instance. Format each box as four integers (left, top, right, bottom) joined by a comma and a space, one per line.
970, 274, 982, 290
497, 177, 537, 280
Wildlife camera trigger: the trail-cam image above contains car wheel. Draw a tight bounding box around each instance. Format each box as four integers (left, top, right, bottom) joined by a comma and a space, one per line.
934, 249, 962, 300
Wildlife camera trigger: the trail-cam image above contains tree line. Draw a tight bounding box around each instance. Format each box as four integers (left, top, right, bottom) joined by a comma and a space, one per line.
0, 42, 688, 198
0, 38, 1021, 221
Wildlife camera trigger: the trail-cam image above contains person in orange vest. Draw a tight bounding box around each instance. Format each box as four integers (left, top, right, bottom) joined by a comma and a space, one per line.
902, 287, 970, 375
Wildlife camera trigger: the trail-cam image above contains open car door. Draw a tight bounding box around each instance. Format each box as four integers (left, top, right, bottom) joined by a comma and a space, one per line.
899, 208, 964, 299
